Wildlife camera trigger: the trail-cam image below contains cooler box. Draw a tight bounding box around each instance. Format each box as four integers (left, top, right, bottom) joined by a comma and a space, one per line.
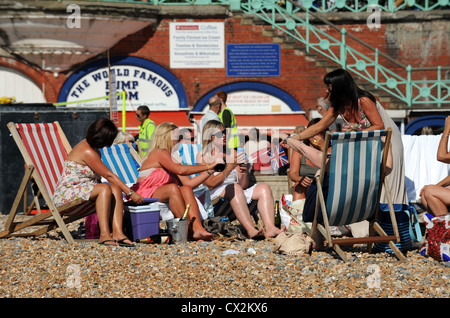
124, 203, 160, 241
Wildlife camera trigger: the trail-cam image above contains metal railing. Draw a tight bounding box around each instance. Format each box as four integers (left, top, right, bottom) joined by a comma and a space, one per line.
239, 0, 449, 106
69, 0, 449, 12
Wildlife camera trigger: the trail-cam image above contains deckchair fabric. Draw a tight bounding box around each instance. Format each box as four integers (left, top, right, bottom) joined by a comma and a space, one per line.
100, 144, 139, 184
18, 123, 68, 196
326, 130, 384, 226
314, 129, 407, 262
1, 122, 96, 243
176, 143, 202, 178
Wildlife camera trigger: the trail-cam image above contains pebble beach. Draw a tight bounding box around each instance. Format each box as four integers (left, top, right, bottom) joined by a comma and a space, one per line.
1, 215, 449, 302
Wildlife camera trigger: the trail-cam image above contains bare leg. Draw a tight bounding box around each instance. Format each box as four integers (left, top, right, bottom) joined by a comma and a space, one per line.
251, 183, 286, 238
90, 183, 116, 245
421, 185, 450, 217
223, 184, 263, 238
109, 183, 133, 245
152, 183, 186, 217
179, 186, 213, 241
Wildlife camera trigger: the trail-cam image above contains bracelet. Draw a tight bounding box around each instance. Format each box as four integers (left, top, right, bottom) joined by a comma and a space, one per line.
206, 170, 213, 176
443, 135, 449, 138
127, 190, 133, 196
284, 133, 298, 144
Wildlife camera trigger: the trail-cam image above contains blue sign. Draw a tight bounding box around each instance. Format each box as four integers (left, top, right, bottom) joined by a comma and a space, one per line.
226, 44, 280, 77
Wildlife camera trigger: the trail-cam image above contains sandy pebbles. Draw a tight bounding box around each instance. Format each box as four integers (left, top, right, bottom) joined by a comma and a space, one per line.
0, 215, 448, 300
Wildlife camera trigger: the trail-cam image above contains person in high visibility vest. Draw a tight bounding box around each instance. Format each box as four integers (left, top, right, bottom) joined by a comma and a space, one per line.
215, 90, 239, 149
136, 105, 156, 158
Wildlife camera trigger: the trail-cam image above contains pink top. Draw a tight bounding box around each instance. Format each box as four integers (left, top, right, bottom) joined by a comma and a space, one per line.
130, 168, 180, 198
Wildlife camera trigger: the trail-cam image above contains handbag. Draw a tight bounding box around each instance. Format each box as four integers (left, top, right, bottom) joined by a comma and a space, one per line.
273, 232, 314, 256
373, 203, 422, 253
419, 213, 450, 262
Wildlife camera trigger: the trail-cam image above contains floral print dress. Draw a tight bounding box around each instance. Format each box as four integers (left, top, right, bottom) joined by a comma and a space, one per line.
52, 160, 101, 207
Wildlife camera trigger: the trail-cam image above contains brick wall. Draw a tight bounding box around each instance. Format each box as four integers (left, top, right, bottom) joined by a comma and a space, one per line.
1, 11, 448, 115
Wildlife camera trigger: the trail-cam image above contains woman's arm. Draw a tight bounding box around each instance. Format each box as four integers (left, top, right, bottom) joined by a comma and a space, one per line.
83, 148, 144, 202
145, 149, 217, 176
289, 150, 303, 183
292, 108, 338, 141
358, 97, 384, 131
437, 116, 450, 163
284, 139, 326, 168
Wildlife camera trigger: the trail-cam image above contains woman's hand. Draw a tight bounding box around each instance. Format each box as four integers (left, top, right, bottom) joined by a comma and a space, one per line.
130, 191, 144, 204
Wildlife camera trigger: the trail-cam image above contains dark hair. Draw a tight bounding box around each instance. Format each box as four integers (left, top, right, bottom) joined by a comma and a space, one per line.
137, 105, 150, 117
324, 69, 376, 114
215, 90, 227, 103
86, 118, 118, 148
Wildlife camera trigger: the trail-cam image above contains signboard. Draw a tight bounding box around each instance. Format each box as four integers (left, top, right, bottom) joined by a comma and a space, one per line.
58, 57, 188, 110
225, 90, 291, 114
170, 22, 225, 69
226, 44, 280, 77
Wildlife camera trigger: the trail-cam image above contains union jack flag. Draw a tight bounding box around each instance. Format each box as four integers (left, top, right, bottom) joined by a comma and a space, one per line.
270, 145, 289, 171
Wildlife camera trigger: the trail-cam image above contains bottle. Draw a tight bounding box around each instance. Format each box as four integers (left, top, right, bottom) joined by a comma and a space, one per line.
77, 222, 86, 239
179, 203, 191, 221
274, 200, 281, 228
136, 234, 173, 244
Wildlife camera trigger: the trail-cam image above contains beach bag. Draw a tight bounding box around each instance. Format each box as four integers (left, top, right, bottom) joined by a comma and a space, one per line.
85, 213, 100, 239
419, 213, 450, 262
373, 204, 422, 253
273, 232, 314, 256
282, 199, 312, 235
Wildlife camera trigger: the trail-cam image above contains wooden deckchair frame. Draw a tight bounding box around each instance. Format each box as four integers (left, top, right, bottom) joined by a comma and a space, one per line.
312, 128, 406, 262
0, 122, 96, 244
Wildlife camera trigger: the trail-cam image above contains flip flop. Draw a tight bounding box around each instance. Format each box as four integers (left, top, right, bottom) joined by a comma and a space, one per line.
249, 234, 265, 241
98, 240, 118, 246
117, 238, 135, 247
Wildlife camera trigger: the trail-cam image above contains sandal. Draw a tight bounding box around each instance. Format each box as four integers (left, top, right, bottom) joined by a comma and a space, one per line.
117, 238, 135, 247
98, 240, 118, 246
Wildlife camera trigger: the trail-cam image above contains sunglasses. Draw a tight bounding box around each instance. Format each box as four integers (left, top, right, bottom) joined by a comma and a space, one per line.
213, 130, 226, 139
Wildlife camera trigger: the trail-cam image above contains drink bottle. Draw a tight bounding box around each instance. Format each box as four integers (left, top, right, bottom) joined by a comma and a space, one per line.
179, 203, 191, 221
136, 234, 173, 244
274, 200, 281, 228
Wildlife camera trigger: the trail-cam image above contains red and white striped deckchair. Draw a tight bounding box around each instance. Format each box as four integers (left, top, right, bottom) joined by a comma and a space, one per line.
0, 122, 96, 243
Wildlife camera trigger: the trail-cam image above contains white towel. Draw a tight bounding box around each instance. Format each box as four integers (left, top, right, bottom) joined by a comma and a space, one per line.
402, 134, 450, 201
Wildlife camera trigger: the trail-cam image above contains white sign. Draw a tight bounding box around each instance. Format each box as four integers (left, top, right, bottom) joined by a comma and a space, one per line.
225, 91, 291, 114
170, 22, 224, 69
66, 65, 180, 110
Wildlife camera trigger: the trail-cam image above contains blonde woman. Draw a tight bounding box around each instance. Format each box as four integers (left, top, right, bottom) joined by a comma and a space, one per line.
195, 120, 285, 239
130, 122, 217, 241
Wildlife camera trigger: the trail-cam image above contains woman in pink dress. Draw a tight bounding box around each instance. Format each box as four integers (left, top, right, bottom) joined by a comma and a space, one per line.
131, 122, 218, 241
53, 118, 144, 246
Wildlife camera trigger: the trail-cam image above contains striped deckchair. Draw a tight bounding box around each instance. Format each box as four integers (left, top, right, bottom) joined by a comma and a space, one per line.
99, 143, 142, 185
176, 143, 202, 178
313, 128, 407, 262
0, 122, 96, 244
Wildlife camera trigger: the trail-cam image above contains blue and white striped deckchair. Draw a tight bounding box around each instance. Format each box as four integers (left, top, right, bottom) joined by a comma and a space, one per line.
176, 143, 202, 178
313, 129, 406, 262
99, 143, 141, 185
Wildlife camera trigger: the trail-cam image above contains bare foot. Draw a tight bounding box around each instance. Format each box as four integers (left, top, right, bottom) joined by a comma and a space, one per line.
247, 227, 264, 238
265, 225, 286, 238
192, 229, 214, 241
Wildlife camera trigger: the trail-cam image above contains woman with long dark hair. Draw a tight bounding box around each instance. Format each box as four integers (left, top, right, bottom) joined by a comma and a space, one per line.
281, 69, 408, 205
53, 118, 145, 247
